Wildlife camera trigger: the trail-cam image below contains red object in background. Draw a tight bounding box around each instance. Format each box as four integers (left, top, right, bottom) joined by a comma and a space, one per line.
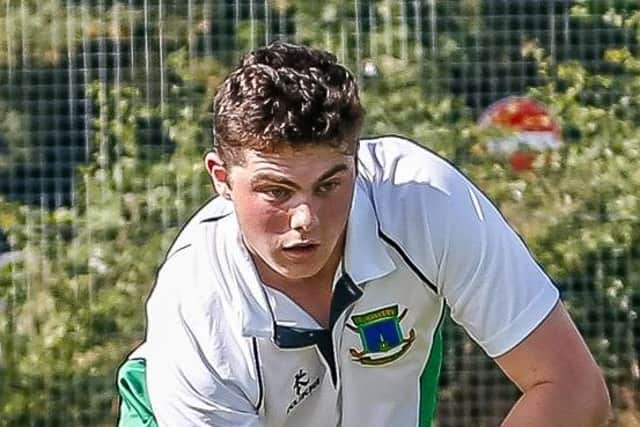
509, 151, 538, 171
479, 97, 562, 171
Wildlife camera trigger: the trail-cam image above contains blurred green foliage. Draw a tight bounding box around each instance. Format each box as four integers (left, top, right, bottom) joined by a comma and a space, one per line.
0, 1, 639, 425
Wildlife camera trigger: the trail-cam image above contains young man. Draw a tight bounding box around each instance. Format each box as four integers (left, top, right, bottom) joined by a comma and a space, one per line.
117, 42, 610, 426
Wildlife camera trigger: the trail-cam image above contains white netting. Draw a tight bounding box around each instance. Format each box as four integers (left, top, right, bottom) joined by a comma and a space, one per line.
0, 1, 638, 425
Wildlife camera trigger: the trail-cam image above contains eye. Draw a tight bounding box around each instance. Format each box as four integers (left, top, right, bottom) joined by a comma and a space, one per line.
262, 187, 292, 200
316, 181, 341, 194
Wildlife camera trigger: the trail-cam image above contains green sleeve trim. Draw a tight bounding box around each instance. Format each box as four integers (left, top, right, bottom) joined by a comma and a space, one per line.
117, 358, 158, 427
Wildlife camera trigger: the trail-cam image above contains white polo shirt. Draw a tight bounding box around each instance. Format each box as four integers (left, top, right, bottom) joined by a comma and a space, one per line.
129, 135, 559, 427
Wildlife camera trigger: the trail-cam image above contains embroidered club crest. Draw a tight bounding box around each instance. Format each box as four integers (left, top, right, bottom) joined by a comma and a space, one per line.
347, 304, 416, 366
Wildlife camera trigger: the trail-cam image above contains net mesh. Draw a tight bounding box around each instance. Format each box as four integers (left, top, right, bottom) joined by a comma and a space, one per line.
0, 1, 638, 426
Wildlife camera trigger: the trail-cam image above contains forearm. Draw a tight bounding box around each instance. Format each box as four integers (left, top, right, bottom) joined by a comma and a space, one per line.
501, 381, 611, 427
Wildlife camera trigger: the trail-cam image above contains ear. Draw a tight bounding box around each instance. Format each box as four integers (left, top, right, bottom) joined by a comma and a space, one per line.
204, 151, 232, 199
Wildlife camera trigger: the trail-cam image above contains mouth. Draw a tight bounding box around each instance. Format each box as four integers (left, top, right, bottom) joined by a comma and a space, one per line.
282, 242, 320, 257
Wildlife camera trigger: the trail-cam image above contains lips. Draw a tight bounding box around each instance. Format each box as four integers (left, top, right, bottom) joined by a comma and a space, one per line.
282, 242, 320, 258
283, 241, 319, 250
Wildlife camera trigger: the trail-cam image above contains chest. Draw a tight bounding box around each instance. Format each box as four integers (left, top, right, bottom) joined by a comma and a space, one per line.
255, 265, 444, 427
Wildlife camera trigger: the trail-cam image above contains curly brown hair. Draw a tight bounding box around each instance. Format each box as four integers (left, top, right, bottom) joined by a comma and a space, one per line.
212, 42, 364, 164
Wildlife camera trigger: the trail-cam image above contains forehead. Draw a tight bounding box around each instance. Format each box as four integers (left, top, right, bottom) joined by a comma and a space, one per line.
232, 145, 355, 178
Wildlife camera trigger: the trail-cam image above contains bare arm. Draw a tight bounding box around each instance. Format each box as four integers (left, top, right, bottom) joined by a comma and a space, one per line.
496, 302, 611, 427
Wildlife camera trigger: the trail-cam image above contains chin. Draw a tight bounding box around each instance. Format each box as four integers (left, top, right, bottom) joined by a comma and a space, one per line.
275, 264, 324, 281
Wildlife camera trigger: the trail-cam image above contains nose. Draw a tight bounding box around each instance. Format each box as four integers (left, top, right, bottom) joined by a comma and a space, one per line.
289, 203, 317, 232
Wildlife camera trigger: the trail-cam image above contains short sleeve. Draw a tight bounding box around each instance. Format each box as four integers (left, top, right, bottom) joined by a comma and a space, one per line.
431, 174, 559, 357
142, 249, 262, 427
365, 137, 559, 358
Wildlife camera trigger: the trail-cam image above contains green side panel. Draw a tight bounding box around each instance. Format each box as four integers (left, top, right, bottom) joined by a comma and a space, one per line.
418, 328, 443, 427
117, 359, 158, 427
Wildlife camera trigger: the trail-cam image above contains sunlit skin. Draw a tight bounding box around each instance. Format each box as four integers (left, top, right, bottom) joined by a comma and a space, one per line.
205, 145, 356, 326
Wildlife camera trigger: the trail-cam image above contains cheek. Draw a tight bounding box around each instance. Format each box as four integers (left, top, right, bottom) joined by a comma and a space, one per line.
319, 189, 353, 226
237, 197, 288, 238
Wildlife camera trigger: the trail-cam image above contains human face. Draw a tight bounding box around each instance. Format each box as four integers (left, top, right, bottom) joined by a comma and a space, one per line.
223, 145, 356, 286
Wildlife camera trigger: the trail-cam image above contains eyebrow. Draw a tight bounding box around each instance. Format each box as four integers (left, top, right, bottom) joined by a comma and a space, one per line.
250, 163, 349, 189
